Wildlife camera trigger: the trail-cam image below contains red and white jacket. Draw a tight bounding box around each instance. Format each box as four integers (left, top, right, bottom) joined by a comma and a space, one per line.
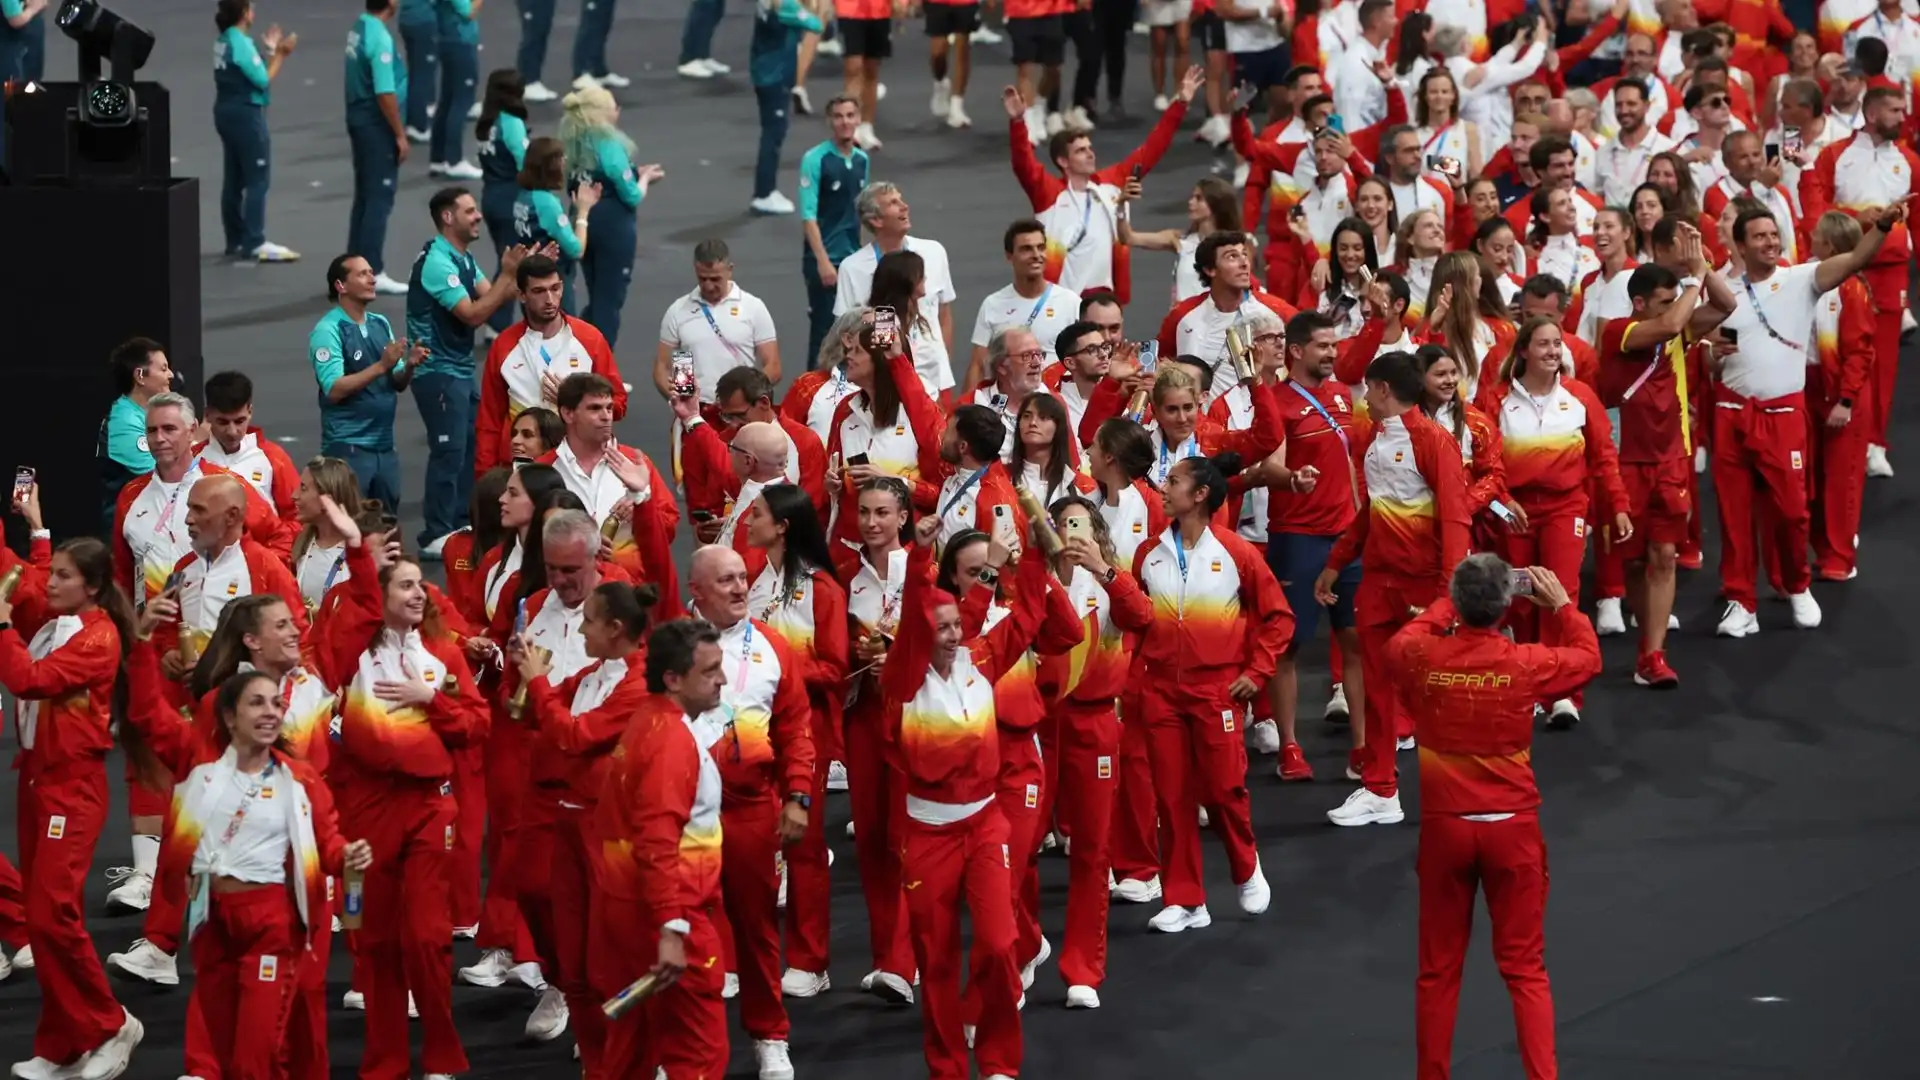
823, 351, 948, 549
1476, 374, 1631, 514
684, 615, 816, 804
1701, 175, 1800, 263
781, 366, 862, 445
1327, 410, 1473, 584
1810, 276, 1877, 411
594, 693, 724, 918
525, 651, 652, 809
1155, 289, 1300, 403
476, 315, 626, 476
155, 538, 308, 674
536, 441, 681, 600
1110, 522, 1293, 689
1800, 132, 1920, 306
194, 427, 301, 533
115, 461, 289, 603
0, 606, 120, 776
680, 412, 832, 534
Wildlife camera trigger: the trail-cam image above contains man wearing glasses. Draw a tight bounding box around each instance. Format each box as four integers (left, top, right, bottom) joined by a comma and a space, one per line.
672, 366, 828, 543
966, 219, 1083, 388
966, 327, 1053, 459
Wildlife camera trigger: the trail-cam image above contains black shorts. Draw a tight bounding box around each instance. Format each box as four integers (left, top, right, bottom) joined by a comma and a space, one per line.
1195, 9, 1227, 52
1232, 43, 1291, 90
839, 16, 893, 59
1008, 14, 1067, 66
925, 2, 982, 37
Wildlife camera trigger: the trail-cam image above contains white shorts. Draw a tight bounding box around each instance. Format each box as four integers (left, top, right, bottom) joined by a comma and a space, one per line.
1142, 0, 1191, 27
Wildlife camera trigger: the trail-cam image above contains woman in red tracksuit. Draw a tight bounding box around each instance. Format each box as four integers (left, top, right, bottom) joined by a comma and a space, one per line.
1037, 497, 1146, 1008
1476, 316, 1632, 729
883, 515, 1051, 1080
824, 333, 949, 548
326, 513, 485, 1080
940, 519, 1083, 987
1803, 212, 1876, 583
1420, 344, 1512, 541
0, 538, 144, 1080
1109, 454, 1291, 934
518, 580, 657, 1080
1075, 365, 1286, 519
740, 484, 850, 998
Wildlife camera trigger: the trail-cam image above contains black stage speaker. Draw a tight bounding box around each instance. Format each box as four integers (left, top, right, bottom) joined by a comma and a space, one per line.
0, 176, 200, 543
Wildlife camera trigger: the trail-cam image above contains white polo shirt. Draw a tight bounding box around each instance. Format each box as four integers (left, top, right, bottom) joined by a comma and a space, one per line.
835, 237, 960, 396
659, 283, 777, 403
1718, 261, 1823, 402
971, 282, 1082, 363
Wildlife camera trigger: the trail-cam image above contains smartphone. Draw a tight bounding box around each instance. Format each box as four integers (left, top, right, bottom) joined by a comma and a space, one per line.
1436, 156, 1462, 180
990, 392, 1009, 410
872, 306, 899, 350
670, 350, 697, 399
1289, 204, 1307, 221
1783, 127, 1803, 157
1129, 163, 1145, 180
1061, 515, 1091, 541
11, 466, 33, 503
513, 598, 529, 637
1721, 328, 1739, 345
690, 509, 717, 523
1509, 568, 1534, 596
161, 569, 185, 600
992, 503, 1012, 523
1137, 340, 1159, 373
847, 452, 871, 467
1488, 500, 1518, 526
1326, 113, 1346, 135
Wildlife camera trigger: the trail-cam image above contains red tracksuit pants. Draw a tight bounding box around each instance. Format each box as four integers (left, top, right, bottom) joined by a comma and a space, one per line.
1141, 681, 1259, 909
1055, 697, 1120, 988
1865, 279, 1904, 449
1711, 393, 1811, 610
190, 884, 304, 1080
337, 781, 466, 1080
19, 763, 125, 1065
1416, 812, 1555, 1080
998, 727, 1046, 966
713, 792, 790, 1042
509, 791, 565, 982
1109, 687, 1161, 886
1807, 393, 1867, 579
283, 895, 334, 1080
783, 700, 836, 976
1357, 575, 1442, 797
447, 745, 486, 929
903, 807, 1023, 1080
1499, 489, 1593, 708
841, 696, 917, 980
0, 850, 26, 950
593, 897, 728, 1080
480, 708, 537, 958
515, 801, 610, 1078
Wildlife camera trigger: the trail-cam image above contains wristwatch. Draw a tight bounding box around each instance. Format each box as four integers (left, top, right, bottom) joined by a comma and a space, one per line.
1678, 276, 1702, 291
787, 792, 812, 811
1101, 566, 1118, 585
977, 566, 1001, 588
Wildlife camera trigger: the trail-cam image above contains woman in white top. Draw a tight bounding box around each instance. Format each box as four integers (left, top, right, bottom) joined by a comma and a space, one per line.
1311, 217, 1382, 340
1010, 394, 1097, 506
1413, 67, 1484, 180
1391, 12, 1436, 97
1118, 175, 1241, 306
1354, 174, 1399, 267
1394, 206, 1447, 318
1631, 182, 1674, 263
1473, 217, 1529, 309
290, 457, 365, 616
1524, 186, 1599, 291
1761, 31, 1820, 132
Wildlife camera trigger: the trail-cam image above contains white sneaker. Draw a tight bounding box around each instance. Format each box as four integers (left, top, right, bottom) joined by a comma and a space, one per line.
853, 122, 883, 151
76, 1009, 141, 1080
1197, 806, 1210, 828
791, 85, 813, 115
781, 968, 830, 997
342, 989, 364, 1010
251, 241, 301, 263
1236, 859, 1270, 915
750, 191, 797, 215
457, 949, 517, 987
1249, 719, 1281, 755
1147, 904, 1211, 933
946, 97, 972, 128
722, 972, 740, 999
598, 72, 633, 88
1066, 105, 1095, 131
405, 125, 431, 142
754, 1040, 795, 1080
1197, 114, 1231, 146
106, 939, 178, 986
1065, 984, 1101, 1009
523, 80, 558, 102
0, 950, 10, 982
677, 59, 715, 79
931, 77, 951, 117
509, 960, 546, 990
524, 986, 569, 1042
859, 969, 914, 1004
373, 272, 410, 295
1867, 443, 1894, 477
826, 760, 848, 791
1548, 699, 1580, 729
1020, 935, 1051, 989
9, 1057, 75, 1080
1594, 597, 1627, 636
572, 73, 604, 89
705, 58, 733, 74
1788, 590, 1822, 628
1153, 93, 1171, 111
1396, 736, 1416, 751
12, 945, 30, 969
104, 868, 151, 913
440, 160, 483, 180
410, 993, 419, 1019
844, 819, 856, 838
776, 859, 788, 908
970, 25, 1003, 43
1111, 875, 1161, 904
1327, 787, 1404, 827
816, 37, 844, 55
1324, 683, 1349, 722
1044, 110, 1066, 135
1716, 601, 1759, 638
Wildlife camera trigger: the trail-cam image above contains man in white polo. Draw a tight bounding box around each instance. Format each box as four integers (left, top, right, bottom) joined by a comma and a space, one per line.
654, 238, 782, 404
965, 217, 1081, 388
831, 180, 959, 399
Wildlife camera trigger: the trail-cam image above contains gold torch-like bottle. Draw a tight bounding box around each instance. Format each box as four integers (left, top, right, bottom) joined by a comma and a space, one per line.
0, 565, 21, 603
1014, 489, 1064, 559
1224, 325, 1256, 385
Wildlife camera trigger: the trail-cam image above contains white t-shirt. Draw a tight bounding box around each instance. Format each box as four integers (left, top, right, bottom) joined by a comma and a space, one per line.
833, 236, 959, 395
1224, 4, 1285, 52
1718, 262, 1824, 401
658, 283, 777, 403
971, 282, 1083, 363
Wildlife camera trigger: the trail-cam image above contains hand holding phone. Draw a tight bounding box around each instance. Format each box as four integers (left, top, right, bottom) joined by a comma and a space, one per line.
1509, 568, 1534, 596
872, 307, 899, 350
11, 467, 33, 504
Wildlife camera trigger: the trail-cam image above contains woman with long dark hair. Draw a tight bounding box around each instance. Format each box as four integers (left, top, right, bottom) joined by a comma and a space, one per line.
508, 407, 566, 463
442, 466, 511, 632
1422, 251, 1516, 400
1473, 217, 1529, 309
1629, 182, 1672, 262
1413, 65, 1483, 178
0, 538, 144, 1079
212, 0, 299, 262
865, 249, 949, 400
477, 68, 532, 332
1415, 344, 1511, 528
1355, 174, 1400, 267
1107, 454, 1289, 933
1314, 216, 1383, 339
1010, 393, 1094, 507
740, 483, 848, 996
823, 327, 946, 549
512, 136, 601, 314
478, 464, 568, 631
1118, 175, 1242, 305
1526, 186, 1600, 291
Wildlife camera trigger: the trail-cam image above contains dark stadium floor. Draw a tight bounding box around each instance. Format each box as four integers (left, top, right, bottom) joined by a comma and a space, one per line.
5, 0, 1920, 1076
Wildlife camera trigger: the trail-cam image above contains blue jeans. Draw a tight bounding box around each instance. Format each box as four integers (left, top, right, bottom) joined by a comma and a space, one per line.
214, 101, 270, 254
573, 0, 617, 78
412, 370, 478, 546
679, 0, 723, 63
431, 38, 478, 164
580, 200, 637, 347
399, 18, 439, 132
0, 16, 44, 82
348, 117, 401, 275
516, 0, 556, 83
753, 84, 790, 200
801, 249, 836, 370
324, 442, 404, 511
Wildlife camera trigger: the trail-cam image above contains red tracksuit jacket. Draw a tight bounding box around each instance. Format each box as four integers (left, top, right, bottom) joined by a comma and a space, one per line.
1328, 410, 1473, 584
1111, 522, 1293, 688
525, 652, 652, 806
680, 413, 832, 527
1476, 375, 1631, 516
476, 316, 627, 476
193, 426, 303, 536
1811, 276, 1875, 411
0, 606, 120, 775
594, 694, 723, 917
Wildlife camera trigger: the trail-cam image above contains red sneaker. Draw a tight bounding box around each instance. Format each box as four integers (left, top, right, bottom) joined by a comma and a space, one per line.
1634, 650, 1679, 688
1678, 548, 1704, 571
1278, 742, 1314, 782
1345, 747, 1368, 781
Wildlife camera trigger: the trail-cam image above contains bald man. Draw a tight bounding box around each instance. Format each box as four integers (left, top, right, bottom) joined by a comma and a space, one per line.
684, 545, 817, 1077
679, 418, 792, 552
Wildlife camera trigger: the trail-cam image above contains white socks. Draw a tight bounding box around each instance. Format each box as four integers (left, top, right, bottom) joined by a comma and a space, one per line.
131, 834, 160, 875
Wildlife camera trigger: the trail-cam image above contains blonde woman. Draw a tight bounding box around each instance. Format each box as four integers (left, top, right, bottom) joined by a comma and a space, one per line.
558, 86, 664, 348
290, 457, 367, 614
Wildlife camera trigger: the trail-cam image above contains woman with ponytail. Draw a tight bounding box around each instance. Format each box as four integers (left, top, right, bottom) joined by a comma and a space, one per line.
1108, 453, 1290, 934
0, 538, 145, 1079
1419, 251, 1516, 402
1415, 343, 1512, 528
822, 324, 947, 549
557, 85, 664, 347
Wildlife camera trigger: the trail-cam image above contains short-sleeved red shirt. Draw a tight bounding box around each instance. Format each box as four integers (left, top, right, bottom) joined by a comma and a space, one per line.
1597, 318, 1687, 464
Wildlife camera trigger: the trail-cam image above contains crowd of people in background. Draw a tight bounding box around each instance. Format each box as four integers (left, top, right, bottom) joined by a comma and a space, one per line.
2, 0, 1918, 1076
